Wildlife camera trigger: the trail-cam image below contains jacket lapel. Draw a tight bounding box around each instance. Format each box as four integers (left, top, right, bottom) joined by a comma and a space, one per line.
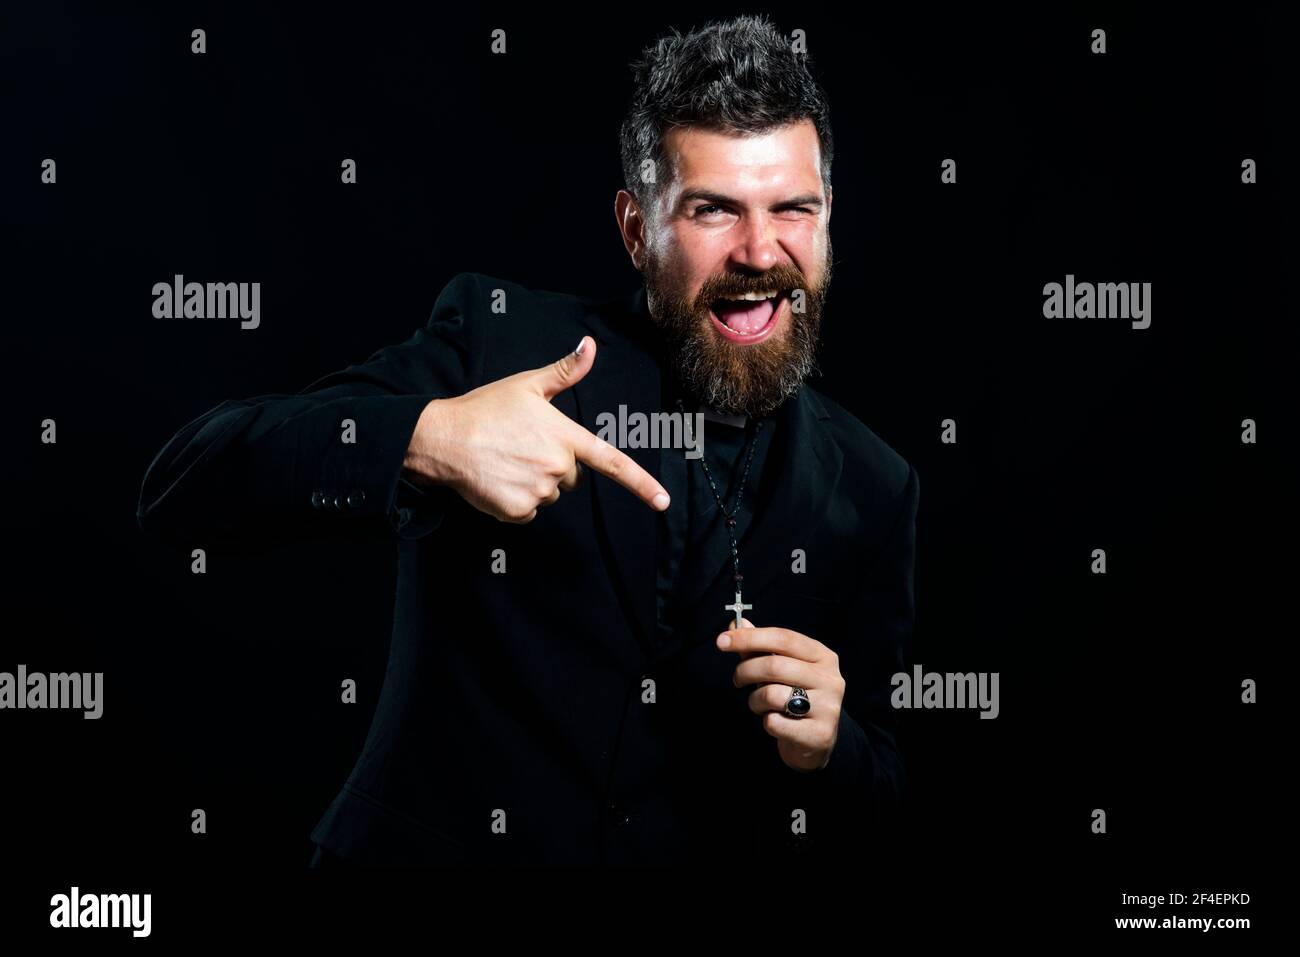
572, 287, 664, 663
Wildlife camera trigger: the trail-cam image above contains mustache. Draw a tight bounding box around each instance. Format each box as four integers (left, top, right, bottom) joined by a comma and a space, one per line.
695, 266, 809, 304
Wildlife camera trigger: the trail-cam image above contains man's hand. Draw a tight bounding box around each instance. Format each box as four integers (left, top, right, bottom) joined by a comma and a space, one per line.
718, 618, 845, 772
402, 335, 671, 523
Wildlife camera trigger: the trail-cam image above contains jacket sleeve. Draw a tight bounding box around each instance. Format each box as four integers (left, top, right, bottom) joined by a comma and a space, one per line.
807, 462, 919, 836
136, 272, 488, 549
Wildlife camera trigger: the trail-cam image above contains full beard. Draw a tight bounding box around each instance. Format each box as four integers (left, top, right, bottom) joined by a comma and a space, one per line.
642, 244, 832, 418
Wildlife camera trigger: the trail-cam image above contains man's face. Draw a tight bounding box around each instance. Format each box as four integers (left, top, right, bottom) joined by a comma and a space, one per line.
630, 118, 833, 417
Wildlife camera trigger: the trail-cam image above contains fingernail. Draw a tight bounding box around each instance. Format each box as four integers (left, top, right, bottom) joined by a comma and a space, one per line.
574, 336, 586, 356
653, 492, 670, 510
716, 633, 731, 649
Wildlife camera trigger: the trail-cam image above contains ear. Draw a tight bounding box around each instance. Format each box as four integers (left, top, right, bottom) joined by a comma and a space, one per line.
614, 189, 648, 270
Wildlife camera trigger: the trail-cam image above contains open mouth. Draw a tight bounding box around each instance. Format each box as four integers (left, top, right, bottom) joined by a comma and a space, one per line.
708, 290, 786, 344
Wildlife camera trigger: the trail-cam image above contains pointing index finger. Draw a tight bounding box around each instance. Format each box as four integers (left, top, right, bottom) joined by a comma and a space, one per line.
562, 417, 670, 511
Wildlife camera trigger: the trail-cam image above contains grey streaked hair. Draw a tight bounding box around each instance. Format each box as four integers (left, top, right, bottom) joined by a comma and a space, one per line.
619, 14, 834, 221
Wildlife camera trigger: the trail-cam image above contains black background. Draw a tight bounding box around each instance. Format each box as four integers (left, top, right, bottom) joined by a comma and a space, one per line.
2, 2, 1286, 937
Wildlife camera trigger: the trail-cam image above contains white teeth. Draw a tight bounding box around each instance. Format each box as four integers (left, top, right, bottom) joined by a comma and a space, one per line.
721, 290, 780, 301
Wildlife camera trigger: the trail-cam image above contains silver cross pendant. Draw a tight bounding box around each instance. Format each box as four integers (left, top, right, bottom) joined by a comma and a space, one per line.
725, 589, 752, 629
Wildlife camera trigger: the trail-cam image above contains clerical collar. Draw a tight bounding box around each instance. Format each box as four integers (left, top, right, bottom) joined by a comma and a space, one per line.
700, 406, 748, 429
674, 391, 748, 429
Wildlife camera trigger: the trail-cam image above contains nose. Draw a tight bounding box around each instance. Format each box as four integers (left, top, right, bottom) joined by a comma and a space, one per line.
727, 211, 782, 273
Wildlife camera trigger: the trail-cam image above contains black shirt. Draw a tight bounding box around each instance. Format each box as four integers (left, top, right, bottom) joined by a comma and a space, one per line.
654, 375, 780, 660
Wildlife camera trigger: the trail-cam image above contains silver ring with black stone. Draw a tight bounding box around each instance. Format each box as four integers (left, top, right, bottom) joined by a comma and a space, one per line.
784, 687, 811, 718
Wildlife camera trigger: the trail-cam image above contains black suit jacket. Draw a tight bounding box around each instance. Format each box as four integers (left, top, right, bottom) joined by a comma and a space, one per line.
137, 272, 920, 867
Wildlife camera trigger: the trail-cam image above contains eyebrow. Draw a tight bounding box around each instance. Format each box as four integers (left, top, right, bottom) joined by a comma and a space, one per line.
676, 189, 825, 211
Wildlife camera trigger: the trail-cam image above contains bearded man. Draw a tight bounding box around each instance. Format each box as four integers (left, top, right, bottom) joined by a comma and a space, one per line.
137, 13, 919, 868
